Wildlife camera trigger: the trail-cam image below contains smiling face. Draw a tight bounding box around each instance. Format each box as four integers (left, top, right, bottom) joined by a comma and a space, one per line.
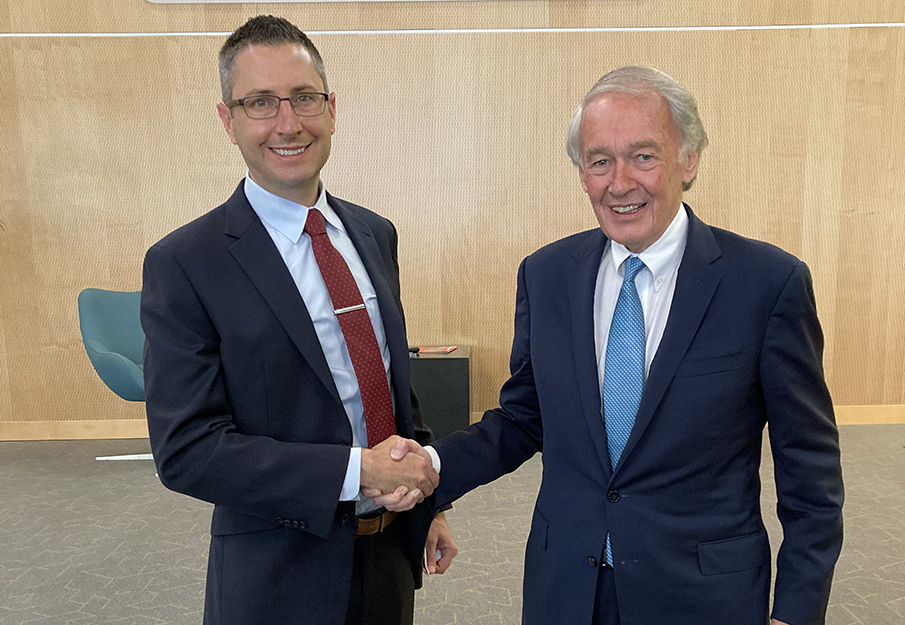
578, 91, 699, 253
216, 43, 336, 206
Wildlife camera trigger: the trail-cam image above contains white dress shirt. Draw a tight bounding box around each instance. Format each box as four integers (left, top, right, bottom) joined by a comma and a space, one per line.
427, 206, 690, 476
244, 176, 391, 508
594, 204, 689, 395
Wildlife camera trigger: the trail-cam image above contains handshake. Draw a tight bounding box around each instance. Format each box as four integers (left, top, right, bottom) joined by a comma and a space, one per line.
361, 435, 458, 575
360, 435, 439, 512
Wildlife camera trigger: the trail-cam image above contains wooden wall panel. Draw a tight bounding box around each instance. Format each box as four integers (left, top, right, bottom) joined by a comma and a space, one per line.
835, 27, 905, 404
2, 4, 904, 436
328, 28, 905, 413
0, 36, 240, 429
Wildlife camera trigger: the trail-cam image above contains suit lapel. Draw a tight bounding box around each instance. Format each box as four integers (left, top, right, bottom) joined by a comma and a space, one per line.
224, 184, 342, 406
617, 207, 722, 468
329, 195, 414, 437
568, 230, 613, 477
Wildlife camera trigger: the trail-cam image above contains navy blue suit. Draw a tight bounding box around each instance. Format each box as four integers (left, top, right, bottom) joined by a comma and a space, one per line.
432, 207, 843, 625
141, 182, 432, 625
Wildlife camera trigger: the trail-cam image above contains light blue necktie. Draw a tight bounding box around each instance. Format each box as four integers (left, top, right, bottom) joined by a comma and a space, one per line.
604, 255, 646, 565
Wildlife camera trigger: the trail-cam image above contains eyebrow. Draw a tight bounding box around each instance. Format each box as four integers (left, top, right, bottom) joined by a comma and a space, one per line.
239, 84, 323, 97
584, 146, 610, 158
584, 140, 662, 158
289, 84, 323, 94
627, 140, 662, 152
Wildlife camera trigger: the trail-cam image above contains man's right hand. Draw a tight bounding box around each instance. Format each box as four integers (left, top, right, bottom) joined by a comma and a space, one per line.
360, 435, 439, 510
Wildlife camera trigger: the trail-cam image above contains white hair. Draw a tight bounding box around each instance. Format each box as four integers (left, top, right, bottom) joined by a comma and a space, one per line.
566, 66, 709, 190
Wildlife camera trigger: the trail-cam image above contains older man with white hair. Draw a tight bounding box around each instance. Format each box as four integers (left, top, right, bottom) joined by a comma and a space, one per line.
375, 65, 844, 625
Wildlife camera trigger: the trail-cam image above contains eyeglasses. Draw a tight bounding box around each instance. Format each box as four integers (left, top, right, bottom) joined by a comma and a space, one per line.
224, 93, 330, 119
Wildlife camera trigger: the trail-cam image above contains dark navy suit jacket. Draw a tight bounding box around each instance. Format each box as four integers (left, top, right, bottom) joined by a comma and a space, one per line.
141, 182, 433, 625
433, 206, 843, 625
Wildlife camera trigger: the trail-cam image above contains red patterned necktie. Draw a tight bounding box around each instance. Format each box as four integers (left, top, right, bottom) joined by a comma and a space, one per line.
304, 208, 397, 446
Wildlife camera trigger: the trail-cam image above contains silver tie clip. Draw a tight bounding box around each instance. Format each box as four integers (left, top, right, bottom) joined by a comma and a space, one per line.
334, 304, 366, 315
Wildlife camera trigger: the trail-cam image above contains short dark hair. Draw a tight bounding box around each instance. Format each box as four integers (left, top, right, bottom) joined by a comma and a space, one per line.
218, 15, 329, 101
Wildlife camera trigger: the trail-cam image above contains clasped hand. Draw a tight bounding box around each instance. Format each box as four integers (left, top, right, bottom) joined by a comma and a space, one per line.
360, 435, 438, 511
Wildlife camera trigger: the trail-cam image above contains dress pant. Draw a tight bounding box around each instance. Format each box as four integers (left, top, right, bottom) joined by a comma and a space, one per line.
345, 516, 415, 625
593, 564, 621, 625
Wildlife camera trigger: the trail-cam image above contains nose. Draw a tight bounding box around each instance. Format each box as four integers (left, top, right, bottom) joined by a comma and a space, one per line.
609, 161, 635, 195
274, 99, 303, 134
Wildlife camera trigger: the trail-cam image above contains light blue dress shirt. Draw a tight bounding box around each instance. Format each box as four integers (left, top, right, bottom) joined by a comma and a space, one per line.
244, 176, 391, 509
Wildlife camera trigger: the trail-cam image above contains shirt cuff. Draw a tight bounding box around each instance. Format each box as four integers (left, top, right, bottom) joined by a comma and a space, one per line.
425, 445, 441, 473
340, 447, 362, 501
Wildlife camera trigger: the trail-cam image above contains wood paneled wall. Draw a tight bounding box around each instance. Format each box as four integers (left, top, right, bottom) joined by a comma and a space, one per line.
2, 1, 905, 32
1, 1, 904, 438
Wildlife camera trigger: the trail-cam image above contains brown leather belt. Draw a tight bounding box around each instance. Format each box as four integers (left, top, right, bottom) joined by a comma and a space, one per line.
356, 510, 397, 536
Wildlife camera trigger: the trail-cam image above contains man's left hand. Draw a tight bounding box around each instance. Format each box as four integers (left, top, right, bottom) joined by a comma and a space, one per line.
424, 512, 457, 575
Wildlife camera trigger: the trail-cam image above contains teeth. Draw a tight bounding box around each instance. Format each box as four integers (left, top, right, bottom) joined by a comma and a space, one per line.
612, 204, 643, 214
273, 147, 306, 156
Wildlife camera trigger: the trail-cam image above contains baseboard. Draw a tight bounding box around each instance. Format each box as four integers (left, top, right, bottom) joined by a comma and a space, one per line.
0, 419, 149, 441
834, 405, 905, 425
0, 405, 901, 441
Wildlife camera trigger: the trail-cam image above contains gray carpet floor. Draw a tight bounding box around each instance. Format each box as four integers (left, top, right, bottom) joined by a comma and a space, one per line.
1, 424, 902, 624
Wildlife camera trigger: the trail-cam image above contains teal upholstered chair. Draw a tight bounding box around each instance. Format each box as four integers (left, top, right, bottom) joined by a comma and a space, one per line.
77, 288, 145, 402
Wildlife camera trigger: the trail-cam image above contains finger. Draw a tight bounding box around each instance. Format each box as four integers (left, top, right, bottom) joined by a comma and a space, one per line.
425, 542, 438, 575
424, 529, 438, 553
435, 544, 458, 574
419, 479, 436, 497
389, 438, 411, 461
419, 468, 439, 495
409, 443, 431, 462
368, 485, 408, 507
407, 489, 424, 509
385, 489, 422, 512
370, 434, 400, 452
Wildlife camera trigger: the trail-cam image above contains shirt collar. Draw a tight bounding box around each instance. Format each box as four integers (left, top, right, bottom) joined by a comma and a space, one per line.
608, 203, 689, 291
243, 175, 344, 244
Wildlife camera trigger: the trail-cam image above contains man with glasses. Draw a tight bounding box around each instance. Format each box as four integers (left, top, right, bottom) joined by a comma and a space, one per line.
141, 15, 455, 625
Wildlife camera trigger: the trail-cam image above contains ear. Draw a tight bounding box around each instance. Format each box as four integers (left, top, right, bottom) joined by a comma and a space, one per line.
216, 102, 238, 145
327, 92, 337, 135
682, 150, 700, 185
578, 165, 589, 194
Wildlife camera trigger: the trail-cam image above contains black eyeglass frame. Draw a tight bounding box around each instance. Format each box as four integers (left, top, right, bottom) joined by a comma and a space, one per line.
224, 92, 331, 118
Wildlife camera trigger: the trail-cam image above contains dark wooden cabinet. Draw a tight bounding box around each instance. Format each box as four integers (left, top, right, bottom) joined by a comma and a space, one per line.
409, 346, 470, 440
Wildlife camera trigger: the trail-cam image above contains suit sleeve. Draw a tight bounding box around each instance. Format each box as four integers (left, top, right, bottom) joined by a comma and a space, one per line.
762, 261, 844, 625
141, 243, 351, 539
432, 258, 544, 508
385, 220, 432, 448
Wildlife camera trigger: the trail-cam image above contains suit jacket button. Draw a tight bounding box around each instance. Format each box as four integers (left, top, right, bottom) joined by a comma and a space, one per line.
339, 514, 352, 526
277, 517, 287, 526
291, 520, 300, 528
607, 490, 620, 503
588, 557, 598, 567
298, 520, 308, 530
